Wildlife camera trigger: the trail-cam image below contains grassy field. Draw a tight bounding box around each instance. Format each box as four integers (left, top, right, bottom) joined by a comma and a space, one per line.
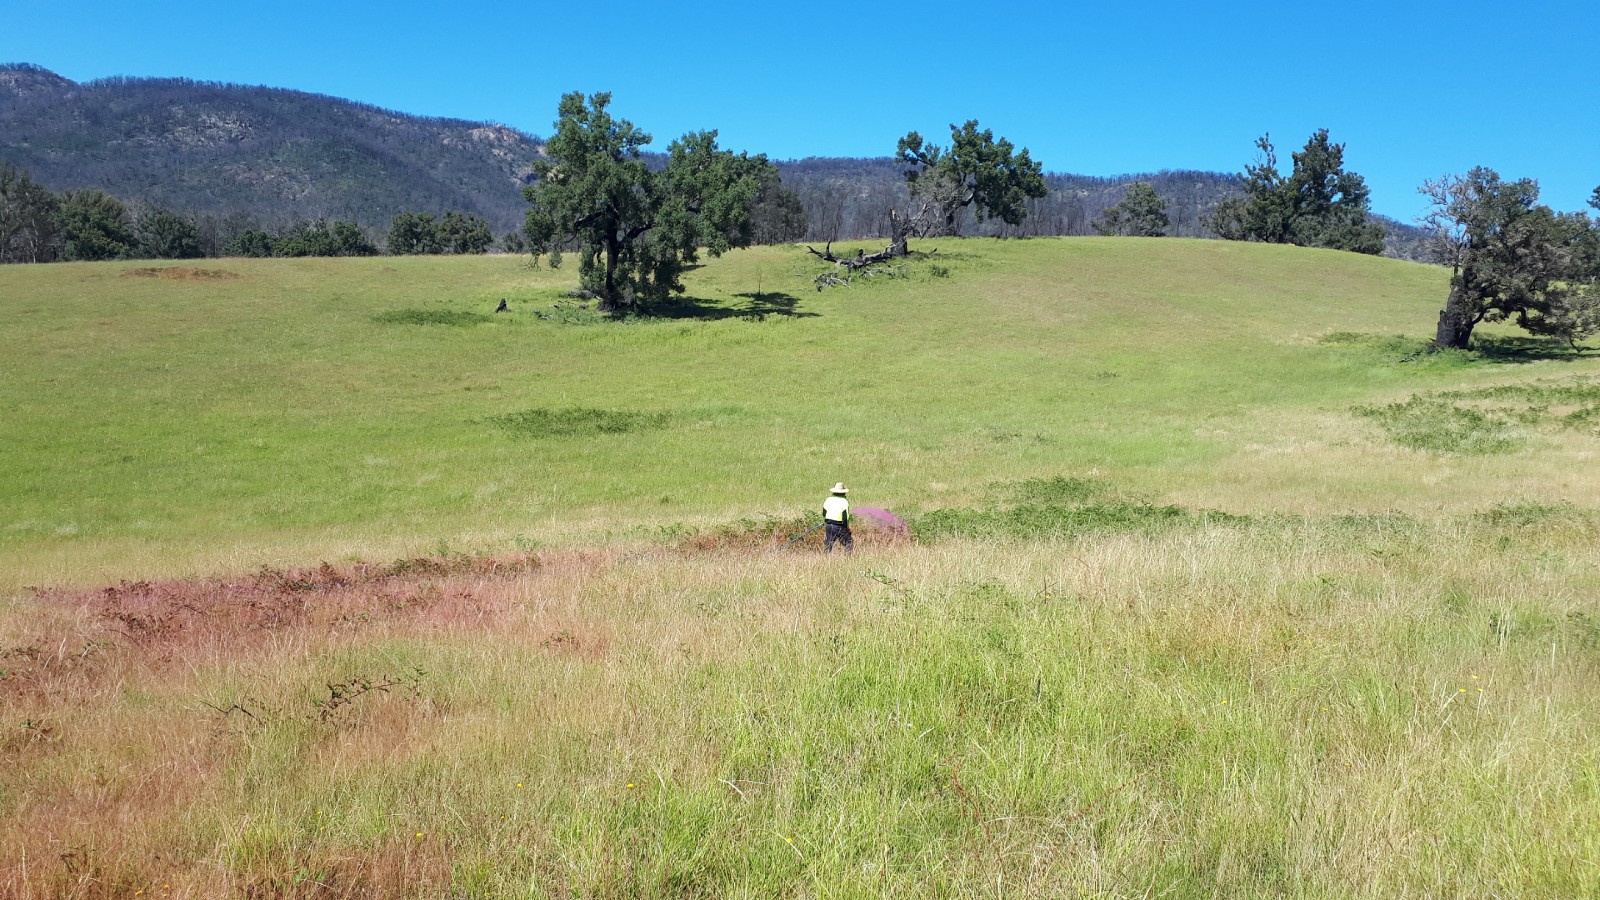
7, 238, 1600, 587
3, 240, 1600, 897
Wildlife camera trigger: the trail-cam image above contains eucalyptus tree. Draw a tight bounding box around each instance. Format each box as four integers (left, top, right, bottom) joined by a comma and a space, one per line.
1422, 168, 1598, 349
894, 120, 1047, 245
1092, 182, 1169, 237
522, 91, 774, 313
1207, 130, 1383, 254
807, 120, 1047, 272
437, 212, 493, 254
388, 212, 443, 255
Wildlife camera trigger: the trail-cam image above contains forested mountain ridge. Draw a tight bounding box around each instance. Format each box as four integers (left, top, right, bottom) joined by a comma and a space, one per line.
779, 156, 1239, 240
0, 63, 544, 234
0, 63, 1429, 257
778, 157, 1427, 258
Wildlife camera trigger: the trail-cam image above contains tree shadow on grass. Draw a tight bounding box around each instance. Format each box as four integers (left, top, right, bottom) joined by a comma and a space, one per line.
1470, 334, 1590, 364
642, 291, 818, 321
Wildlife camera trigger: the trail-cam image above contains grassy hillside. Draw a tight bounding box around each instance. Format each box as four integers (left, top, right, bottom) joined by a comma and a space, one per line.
4, 238, 1597, 587
4, 240, 1600, 897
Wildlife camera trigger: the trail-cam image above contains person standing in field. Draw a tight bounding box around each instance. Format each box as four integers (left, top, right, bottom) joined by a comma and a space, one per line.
824, 482, 853, 554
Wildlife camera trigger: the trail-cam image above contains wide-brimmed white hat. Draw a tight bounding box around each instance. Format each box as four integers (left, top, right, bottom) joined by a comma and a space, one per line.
831, 482, 849, 494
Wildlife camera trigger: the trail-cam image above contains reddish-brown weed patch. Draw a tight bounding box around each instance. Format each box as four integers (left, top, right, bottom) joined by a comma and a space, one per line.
4, 554, 541, 701
0, 551, 567, 899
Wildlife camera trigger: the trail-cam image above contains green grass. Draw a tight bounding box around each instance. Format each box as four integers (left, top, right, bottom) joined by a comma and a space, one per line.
485, 406, 675, 439
12, 239, 1600, 587
5, 241, 1600, 897
1355, 375, 1600, 453
1355, 395, 1525, 454
372, 308, 494, 326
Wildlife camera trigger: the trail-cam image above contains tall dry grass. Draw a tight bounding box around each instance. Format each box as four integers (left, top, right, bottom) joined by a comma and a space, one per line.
2, 516, 1597, 897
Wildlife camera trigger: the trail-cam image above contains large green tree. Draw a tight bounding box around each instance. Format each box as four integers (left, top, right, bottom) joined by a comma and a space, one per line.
388, 212, 443, 255
522, 92, 774, 313
1093, 182, 1169, 237
895, 121, 1047, 243
1206, 130, 1384, 254
1422, 168, 1598, 349
136, 208, 203, 259
1578, 188, 1600, 280
329, 221, 379, 257
437, 211, 493, 254
56, 188, 135, 261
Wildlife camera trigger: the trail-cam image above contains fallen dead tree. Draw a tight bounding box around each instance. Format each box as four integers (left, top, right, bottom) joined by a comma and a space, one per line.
805, 240, 912, 269
805, 209, 937, 267
806, 215, 933, 289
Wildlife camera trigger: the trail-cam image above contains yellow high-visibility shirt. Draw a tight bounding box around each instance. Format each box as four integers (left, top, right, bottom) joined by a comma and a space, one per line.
823, 496, 850, 524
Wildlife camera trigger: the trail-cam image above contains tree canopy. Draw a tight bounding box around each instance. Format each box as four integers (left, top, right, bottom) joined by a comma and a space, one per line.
522, 92, 775, 313
1423, 168, 1600, 349
274, 220, 379, 258
437, 212, 494, 255
1206, 130, 1384, 255
135, 209, 203, 260
895, 121, 1047, 240
388, 211, 494, 255
388, 212, 444, 255
57, 189, 135, 261
1092, 182, 1169, 237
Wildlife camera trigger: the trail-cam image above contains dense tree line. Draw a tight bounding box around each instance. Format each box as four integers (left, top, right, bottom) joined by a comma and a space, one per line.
1, 163, 211, 262
746, 166, 809, 246
0, 162, 541, 262
226, 219, 378, 258
775, 159, 1245, 243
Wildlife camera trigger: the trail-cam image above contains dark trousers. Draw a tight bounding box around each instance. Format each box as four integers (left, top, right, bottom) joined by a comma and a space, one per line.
825, 521, 853, 553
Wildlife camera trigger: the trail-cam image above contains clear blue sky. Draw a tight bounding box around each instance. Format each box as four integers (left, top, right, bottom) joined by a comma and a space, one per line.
4, 0, 1597, 222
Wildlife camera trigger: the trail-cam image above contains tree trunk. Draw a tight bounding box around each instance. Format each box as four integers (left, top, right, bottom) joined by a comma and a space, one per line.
599, 237, 622, 312
886, 211, 911, 258
1433, 283, 1477, 349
